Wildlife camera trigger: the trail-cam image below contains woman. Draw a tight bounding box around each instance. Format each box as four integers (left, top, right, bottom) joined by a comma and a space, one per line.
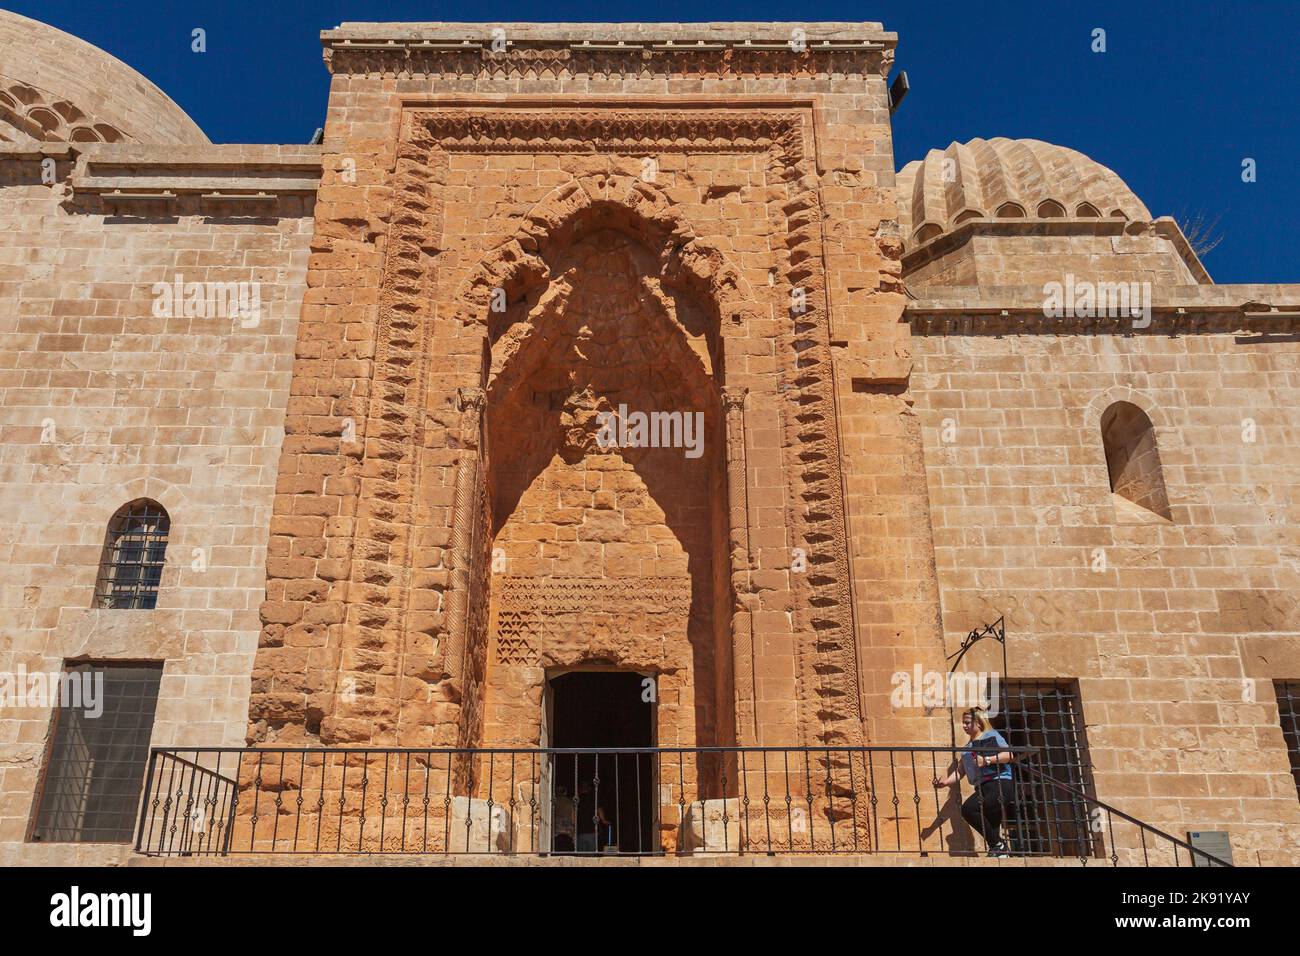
933, 707, 1015, 856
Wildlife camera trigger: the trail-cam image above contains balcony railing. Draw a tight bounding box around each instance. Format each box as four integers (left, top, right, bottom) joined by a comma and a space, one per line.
134, 746, 1230, 865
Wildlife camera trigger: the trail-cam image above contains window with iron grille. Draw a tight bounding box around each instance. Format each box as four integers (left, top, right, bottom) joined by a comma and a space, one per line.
30, 662, 164, 843
991, 679, 1097, 858
1276, 681, 1300, 802
93, 500, 169, 610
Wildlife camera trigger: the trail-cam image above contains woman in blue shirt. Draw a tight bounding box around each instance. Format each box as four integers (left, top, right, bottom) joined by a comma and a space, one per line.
933, 707, 1015, 856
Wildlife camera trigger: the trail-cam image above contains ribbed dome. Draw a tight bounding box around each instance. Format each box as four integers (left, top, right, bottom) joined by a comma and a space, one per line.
0, 10, 206, 145
896, 137, 1150, 249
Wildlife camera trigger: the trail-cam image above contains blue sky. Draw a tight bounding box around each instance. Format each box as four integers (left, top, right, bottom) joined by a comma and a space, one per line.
11, 1, 1298, 283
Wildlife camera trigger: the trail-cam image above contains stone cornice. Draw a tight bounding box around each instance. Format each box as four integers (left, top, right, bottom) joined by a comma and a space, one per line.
901, 216, 1213, 285
0, 142, 72, 160
68, 144, 322, 201
906, 283, 1300, 335
907, 283, 1300, 312
324, 21, 895, 45
322, 21, 895, 76
0, 143, 324, 217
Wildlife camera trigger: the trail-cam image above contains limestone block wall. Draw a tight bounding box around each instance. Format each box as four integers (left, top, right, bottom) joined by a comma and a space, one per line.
910, 309, 1300, 865
0, 146, 316, 863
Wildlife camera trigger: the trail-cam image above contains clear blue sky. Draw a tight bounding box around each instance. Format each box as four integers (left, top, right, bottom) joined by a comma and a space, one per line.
11, 1, 1298, 283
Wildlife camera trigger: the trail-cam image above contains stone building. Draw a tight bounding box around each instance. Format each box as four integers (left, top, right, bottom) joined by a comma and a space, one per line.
0, 13, 1296, 865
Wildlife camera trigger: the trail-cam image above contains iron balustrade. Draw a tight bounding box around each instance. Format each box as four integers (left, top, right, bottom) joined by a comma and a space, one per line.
133, 745, 1230, 865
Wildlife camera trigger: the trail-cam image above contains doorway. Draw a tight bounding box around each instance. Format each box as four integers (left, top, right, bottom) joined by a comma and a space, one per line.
546, 671, 656, 855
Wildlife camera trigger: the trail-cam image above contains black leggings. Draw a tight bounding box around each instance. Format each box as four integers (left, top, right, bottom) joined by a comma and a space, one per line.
961, 778, 1015, 847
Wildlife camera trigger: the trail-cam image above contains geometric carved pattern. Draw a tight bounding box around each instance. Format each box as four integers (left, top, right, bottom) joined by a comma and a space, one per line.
494, 577, 693, 656
776, 145, 866, 744
496, 576, 693, 612
422, 111, 800, 157
493, 631, 538, 666
493, 576, 694, 666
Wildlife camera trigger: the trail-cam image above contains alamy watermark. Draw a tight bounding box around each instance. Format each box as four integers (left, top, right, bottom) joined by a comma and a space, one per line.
595, 405, 704, 459
1043, 274, 1151, 329
50, 886, 150, 936
0, 665, 103, 717
152, 274, 262, 327
890, 665, 1001, 716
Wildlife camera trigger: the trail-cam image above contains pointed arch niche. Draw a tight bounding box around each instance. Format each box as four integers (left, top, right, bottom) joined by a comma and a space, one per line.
440, 179, 770, 771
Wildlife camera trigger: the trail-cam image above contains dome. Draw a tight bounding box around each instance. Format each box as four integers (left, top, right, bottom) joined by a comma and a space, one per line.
0, 10, 206, 145
896, 137, 1150, 249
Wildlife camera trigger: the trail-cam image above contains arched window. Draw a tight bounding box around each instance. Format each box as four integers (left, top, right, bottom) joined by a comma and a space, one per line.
1037, 199, 1066, 218
1075, 202, 1101, 217
1100, 403, 1171, 520
94, 500, 170, 609
995, 202, 1026, 218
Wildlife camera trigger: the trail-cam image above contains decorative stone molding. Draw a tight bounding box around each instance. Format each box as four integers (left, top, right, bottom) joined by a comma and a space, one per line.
322, 22, 896, 78
443, 386, 488, 683
455, 386, 486, 447
326, 46, 892, 81
721, 384, 759, 746
721, 385, 752, 569
0, 82, 124, 145
428, 109, 858, 748
419, 110, 803, 157
906, 307, 1300, 337
57, 145, 323, 217
270, 101, 864, 752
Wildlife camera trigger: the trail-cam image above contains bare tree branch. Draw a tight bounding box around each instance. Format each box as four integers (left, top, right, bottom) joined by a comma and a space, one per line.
1176, 209, 1225, 259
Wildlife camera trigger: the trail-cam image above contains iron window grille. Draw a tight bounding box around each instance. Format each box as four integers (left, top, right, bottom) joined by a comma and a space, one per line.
992, 679, 1098, 857
29, 662, 164, 843
1275, 681, 1300, 802
93, 500, 169, 610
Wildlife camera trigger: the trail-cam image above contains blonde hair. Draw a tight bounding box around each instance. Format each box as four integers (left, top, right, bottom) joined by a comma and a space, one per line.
962, 707, 992, 732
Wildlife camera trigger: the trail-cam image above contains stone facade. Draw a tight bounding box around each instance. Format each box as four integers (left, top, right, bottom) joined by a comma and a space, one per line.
0, 16, 1297, 865
245, 23, 928, 766
909, 305, 1300, 865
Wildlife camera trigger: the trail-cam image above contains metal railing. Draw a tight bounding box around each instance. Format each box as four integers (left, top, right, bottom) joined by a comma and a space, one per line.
1015, 762, 1229, 866
133, 745, 1230, 865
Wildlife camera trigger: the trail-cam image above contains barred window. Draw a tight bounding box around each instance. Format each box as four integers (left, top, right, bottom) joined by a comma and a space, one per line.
993, 679, 1098, 858
30, 662, 164, 843
94, 500, 169, 610
1276, 681, 1300, 801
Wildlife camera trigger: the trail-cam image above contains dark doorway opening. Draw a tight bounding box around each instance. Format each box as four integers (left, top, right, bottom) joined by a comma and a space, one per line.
548, 671, 656, 855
